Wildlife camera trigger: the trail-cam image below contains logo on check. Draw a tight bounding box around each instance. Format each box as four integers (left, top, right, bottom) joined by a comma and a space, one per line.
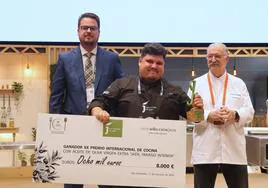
103, 119, 123, 137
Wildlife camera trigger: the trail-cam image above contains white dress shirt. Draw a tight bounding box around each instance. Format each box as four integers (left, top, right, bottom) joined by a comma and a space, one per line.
189, 71, 254, 165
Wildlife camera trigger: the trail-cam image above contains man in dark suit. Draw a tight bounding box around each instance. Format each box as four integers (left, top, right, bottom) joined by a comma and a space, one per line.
49, 12, 124, 188
50, 12, 124, 115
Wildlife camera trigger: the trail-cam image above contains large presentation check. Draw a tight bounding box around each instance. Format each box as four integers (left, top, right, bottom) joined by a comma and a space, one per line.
34, 113, 186, 187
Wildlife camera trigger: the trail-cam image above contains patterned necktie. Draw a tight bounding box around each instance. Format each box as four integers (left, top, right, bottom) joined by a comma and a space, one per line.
84, 53, 94, 88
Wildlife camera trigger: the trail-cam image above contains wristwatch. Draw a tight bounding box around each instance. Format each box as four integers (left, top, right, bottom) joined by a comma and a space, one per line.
235, 111, 240, 122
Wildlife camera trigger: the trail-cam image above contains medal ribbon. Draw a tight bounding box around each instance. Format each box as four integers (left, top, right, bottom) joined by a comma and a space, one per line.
207, 73, 228, 107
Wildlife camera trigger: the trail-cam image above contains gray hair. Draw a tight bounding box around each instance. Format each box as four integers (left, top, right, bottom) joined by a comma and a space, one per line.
207, 43, 229, 56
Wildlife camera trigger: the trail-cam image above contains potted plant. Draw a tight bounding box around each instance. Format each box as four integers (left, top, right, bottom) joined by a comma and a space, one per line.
12, 82, 23, 111
12, 82, 23, 94
30, 152, 35, 166
30, 127, 37, 166
32, 127, 36, 141
17, 150, 27, 166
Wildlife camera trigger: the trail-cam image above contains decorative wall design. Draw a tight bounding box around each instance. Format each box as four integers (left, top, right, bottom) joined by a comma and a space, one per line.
48, 46, 268, 59
1, 45, 268, 66
0, 45, 46, 54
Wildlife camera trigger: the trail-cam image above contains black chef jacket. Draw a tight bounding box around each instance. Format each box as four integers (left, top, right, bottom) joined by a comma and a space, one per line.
89, 76, 191, 120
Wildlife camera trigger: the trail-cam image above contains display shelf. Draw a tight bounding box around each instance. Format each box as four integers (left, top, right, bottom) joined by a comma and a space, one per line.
0, 141, 35, 150
0, 127, 19, 142
0, 89, 14, 95
0, 127, 20, 167
0, 141, 36, 173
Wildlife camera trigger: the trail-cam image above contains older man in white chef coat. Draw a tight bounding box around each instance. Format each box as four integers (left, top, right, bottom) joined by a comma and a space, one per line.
188, 43, 254, 188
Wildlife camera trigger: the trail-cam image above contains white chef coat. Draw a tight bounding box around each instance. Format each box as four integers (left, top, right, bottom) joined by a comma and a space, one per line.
188, 71, 254, 165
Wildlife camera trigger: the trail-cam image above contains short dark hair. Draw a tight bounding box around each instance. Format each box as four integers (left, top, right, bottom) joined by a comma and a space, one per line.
78, 12, 100, 29
140, 43, 167, 59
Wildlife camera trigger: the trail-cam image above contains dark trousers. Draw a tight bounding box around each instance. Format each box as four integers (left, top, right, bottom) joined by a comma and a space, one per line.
64, 184, 83, 188
194, 164, 248, 188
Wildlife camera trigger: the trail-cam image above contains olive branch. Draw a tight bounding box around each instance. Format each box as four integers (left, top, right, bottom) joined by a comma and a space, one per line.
187, 80, 196, 106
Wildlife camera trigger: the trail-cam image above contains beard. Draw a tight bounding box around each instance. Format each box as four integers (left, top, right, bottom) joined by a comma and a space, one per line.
84, 40, 95, 46
80, 34, 98, 46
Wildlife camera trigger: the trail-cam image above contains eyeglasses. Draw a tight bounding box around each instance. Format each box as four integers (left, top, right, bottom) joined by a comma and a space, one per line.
207, 54, 225, 60
80, 25, 99, 32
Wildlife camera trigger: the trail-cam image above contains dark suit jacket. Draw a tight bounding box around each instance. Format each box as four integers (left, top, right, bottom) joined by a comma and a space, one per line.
49, 46, 124, 115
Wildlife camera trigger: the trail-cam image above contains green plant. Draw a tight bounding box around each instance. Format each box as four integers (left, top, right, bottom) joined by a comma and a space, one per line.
17, 150, 27, 161
30, 153, 35, 166
32, 127, 36, 141
12, 82, 23, 94
186, 80, 196, 106
17, 150, 28, 166
12, 82, 23, 111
